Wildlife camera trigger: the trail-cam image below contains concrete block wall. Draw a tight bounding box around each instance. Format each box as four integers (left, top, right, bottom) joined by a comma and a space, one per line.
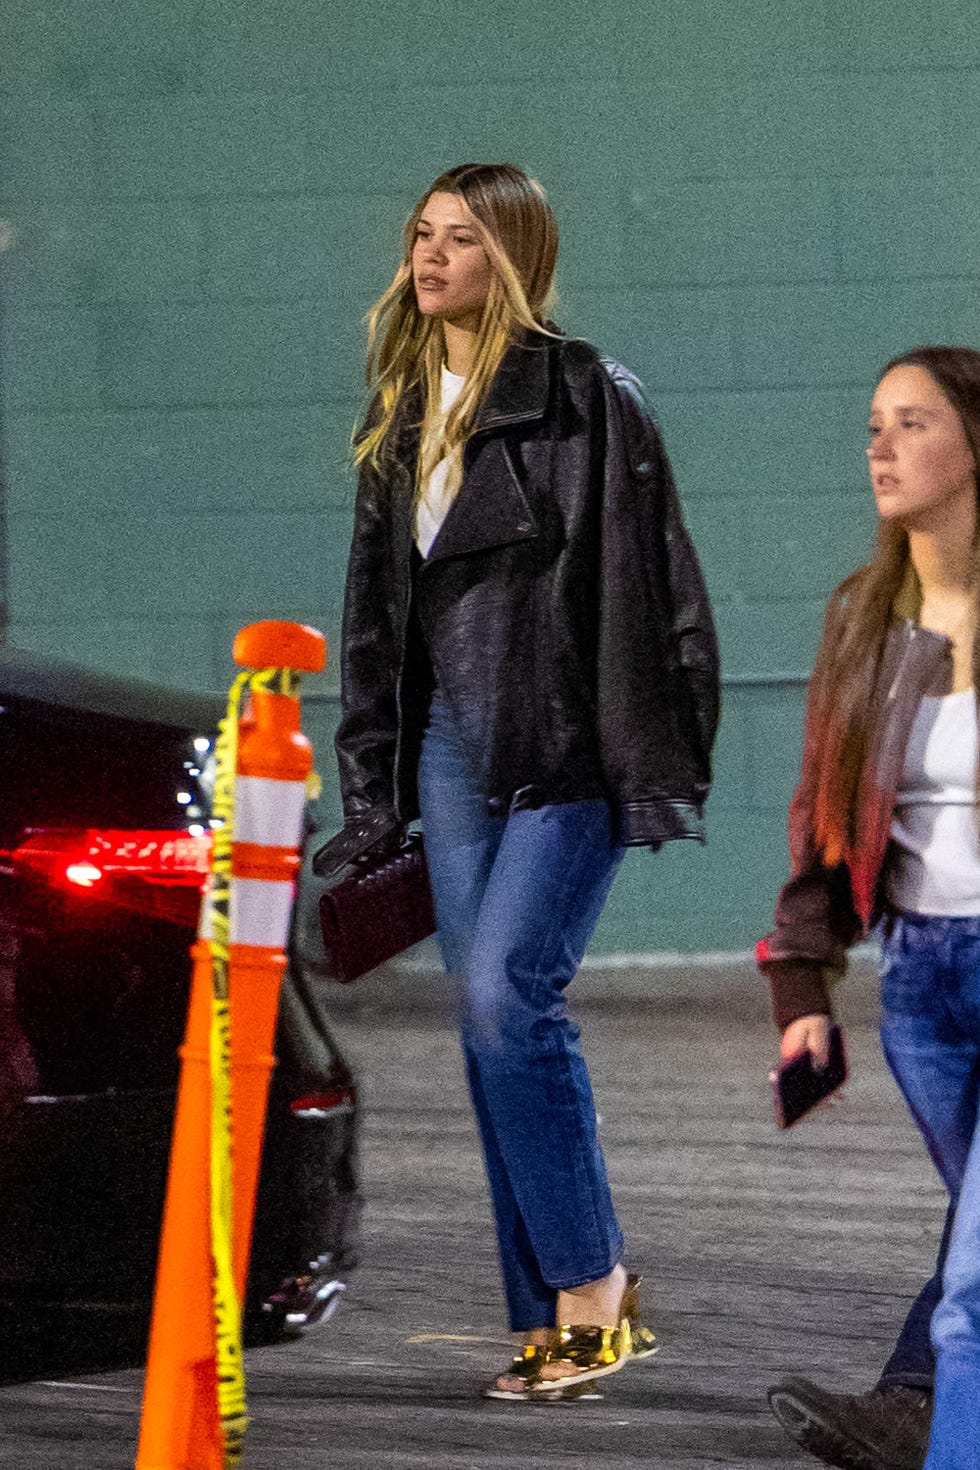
2, 0, 979, 951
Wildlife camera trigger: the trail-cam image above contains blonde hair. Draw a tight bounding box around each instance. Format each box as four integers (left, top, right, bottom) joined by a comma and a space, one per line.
355, 163, 559, 478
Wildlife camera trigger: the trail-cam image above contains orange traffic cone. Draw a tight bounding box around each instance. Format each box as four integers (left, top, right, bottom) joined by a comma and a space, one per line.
136, 621, 325, 1470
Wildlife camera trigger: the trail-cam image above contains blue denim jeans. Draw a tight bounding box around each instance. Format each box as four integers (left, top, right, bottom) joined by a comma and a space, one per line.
418, 690, 625, 1331
877, 1204, 951, 1390
879, 913, 980, 1469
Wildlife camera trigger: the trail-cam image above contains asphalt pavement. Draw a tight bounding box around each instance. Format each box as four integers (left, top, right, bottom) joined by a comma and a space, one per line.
0, 955, 945, 1468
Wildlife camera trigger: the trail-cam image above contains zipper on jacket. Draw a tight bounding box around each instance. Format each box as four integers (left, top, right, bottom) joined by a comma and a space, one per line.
886, 621, 918, 703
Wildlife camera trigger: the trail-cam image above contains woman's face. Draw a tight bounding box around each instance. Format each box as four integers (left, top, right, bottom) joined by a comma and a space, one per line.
868, 365, 977, 531
411, 192, 494, 330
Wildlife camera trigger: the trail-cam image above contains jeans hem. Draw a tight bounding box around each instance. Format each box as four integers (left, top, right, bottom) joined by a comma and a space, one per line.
543, 1248, 625, 1294
877, 1372, 935, 1393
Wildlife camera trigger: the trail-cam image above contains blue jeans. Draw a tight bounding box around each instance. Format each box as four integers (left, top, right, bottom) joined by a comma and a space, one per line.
417, 691, 625, 1331
877, 1204, 951, 1390
879, 913, 980, 1469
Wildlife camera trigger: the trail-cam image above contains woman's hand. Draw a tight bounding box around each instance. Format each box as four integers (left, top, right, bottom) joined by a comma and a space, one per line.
309, 810, 402, 879
780, 1013, 833, 1068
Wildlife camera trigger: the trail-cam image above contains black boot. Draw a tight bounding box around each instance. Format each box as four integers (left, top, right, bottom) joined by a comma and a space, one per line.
767, 1377, 932, 1470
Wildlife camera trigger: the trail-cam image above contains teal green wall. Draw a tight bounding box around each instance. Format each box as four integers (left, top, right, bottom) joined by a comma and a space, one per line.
2, 1, 979, 950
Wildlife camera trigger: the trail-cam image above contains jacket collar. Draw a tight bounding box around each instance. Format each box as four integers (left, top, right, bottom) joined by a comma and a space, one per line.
383, 332, 553, 569
422, 334, 553, 563
421, 337, 554, 565
470, 330, 553, 435
387, 329, 553, 456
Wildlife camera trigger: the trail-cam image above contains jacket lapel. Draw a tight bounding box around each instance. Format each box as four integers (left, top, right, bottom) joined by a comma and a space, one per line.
424, 438, 539, 562
423, 336, 552, 564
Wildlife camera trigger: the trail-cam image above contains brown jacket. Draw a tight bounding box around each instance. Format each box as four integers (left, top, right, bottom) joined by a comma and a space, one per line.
757, 584, 954, 1030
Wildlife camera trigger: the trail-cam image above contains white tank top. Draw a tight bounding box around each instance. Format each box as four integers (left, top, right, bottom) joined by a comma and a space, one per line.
415, 366, 466, 557
887, 688, 980, 915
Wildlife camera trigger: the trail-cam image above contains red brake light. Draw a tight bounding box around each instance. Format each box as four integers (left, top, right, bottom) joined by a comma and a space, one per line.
290, 1087, 357, 1119
9, 829, 213, 924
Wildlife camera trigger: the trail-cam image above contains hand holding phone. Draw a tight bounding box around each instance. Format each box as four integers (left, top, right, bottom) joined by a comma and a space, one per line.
772, 1023, 848, 1129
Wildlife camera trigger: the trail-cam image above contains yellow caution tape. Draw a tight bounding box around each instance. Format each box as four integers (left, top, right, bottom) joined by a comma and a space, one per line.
204, 665, 311, 1465
204, 666, 279, 1466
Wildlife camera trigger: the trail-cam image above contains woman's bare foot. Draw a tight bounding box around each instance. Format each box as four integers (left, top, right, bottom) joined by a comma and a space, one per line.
490, 1327, 557, 1396
536, 1263, 628, 1384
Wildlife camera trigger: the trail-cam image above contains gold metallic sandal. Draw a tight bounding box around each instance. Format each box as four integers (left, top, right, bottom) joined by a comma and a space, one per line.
527, 1318, 632, 1393
624, 1272, 660, 1360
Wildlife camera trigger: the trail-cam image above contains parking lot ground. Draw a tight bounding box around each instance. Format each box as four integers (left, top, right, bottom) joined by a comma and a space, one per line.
0, 957, 945, 1468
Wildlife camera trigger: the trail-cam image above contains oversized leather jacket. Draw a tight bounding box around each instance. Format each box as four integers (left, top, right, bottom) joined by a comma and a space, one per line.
334, 331, 720, 849
758, 580, 956, 1030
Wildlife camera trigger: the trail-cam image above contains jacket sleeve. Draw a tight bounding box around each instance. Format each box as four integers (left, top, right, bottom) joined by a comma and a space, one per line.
334, 460, 401, 827
756, 591, 862, 1029
597, 363, 721, 846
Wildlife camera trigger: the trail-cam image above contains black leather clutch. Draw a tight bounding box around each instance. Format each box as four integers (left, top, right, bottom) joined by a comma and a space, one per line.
317, 830, 436, 984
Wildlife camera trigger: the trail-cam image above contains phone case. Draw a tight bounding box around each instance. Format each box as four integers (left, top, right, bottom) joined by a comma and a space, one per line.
773, 1023, 848, 1129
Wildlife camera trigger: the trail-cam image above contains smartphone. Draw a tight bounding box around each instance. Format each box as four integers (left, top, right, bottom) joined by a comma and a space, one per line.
772, 1024, 848, 1129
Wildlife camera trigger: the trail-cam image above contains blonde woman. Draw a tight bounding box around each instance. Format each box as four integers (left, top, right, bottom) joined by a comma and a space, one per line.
328, 163, 719, 1399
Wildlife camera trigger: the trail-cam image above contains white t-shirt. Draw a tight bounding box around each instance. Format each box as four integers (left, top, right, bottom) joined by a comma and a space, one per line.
887, 688, 980, 915
415, 366, 466, 557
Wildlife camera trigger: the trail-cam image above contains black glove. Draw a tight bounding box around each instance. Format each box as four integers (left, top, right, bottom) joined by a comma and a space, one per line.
309, 809, 404, 880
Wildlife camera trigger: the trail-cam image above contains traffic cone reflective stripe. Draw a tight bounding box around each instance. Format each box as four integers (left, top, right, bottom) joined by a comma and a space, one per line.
230, 878, 295, 947
233, 775, 307, 848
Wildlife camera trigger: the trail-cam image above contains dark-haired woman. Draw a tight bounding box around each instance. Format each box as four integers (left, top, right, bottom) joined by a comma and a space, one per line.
322, 163, 719, 1399
759, 346, 980, 1470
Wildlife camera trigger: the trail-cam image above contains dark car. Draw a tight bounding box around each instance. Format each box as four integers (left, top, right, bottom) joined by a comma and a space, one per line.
0, 647, 359, 1381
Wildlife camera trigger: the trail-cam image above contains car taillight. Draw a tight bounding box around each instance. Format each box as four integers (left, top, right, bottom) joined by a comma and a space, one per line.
6, 829, 213, 925
290, 1087, 357, 1120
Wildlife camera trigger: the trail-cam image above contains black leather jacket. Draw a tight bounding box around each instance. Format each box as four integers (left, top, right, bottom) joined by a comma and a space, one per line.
334, 332, 720, 847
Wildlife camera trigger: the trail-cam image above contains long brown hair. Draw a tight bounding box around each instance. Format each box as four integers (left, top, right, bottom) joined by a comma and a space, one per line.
811, 346, 980, 865
355, 163, 559, 473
